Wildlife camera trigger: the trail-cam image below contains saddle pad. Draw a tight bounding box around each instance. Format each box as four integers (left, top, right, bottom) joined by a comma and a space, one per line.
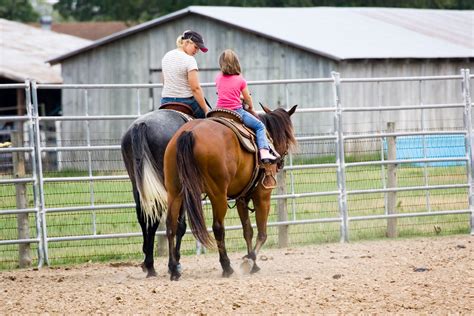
160, 109, 194, 122
208, 117, 257, 153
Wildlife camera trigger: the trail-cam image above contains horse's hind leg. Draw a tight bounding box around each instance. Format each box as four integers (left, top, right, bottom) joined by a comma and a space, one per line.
210, 195, 234, 277
166, 194, 183, 281
134, 188, 158, 277
174, 210, 186, 273
143, 221, 159, 277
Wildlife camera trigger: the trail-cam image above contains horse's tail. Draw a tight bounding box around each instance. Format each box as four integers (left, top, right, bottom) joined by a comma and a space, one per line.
131, 122, 167, 225
176, 131, 214, 248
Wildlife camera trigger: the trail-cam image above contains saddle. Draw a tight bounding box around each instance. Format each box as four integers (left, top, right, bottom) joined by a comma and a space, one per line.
159, 102, 194, 117
207, 109, 257, 153
206, 109, 277, 200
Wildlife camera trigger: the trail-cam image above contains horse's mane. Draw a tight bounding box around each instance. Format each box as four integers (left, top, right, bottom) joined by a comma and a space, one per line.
259, 108, 297, 152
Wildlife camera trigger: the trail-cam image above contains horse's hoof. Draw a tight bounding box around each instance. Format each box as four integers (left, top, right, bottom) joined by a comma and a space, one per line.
141, 262, 157, 277
168, 263, 182, 274
250, 264, 261, 274
146, 269, 157, 278
222, 267, 234, 278
170, 272, 181, 281
240, 258, 254, 275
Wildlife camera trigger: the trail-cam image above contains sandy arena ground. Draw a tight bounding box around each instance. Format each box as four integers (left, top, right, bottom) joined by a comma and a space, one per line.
0, 235, 472, 314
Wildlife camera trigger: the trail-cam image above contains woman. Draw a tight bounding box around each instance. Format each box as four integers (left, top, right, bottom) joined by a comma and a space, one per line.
215, 49, 277, 162
161, 30, 209, 118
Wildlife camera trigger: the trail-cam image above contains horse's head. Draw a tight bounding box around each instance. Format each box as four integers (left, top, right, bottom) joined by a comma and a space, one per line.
258, 103, 298, 170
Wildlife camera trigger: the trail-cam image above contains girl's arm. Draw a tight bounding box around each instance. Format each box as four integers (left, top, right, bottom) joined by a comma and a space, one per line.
242, 87, 258, 118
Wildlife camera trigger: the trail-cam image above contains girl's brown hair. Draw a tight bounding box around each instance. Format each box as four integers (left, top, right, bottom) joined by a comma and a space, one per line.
218, 49, 241, 75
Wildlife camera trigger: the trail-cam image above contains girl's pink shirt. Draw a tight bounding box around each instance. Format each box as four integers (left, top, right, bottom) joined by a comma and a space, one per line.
215, 73, 246, 110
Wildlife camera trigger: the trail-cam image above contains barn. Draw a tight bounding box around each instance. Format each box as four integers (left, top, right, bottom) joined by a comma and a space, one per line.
0, 18, 91, 115
47, 6, 473, 162
0, 18, 90, 170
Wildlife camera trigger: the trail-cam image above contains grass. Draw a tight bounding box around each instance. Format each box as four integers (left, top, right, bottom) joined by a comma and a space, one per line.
0, 156, 471, 270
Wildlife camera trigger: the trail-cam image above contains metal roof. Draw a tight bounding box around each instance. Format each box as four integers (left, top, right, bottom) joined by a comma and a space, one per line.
48, 6, 474, 64
0, 18, 91, 83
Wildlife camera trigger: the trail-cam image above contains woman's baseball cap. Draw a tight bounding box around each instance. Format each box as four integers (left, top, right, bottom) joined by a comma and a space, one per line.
182, 30, 208, 53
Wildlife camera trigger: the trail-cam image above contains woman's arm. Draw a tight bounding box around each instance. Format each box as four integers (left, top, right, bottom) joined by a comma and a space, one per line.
188, 70, 208, 114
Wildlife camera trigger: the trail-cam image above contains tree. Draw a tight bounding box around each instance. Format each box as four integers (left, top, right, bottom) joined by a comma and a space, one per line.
52, 0, 473, 23
0, 0, 40, 22
53, 0, 167, 23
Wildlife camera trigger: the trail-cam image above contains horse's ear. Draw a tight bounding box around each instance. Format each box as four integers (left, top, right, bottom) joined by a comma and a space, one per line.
259, 102, 271, 113
288, 104, 298, 116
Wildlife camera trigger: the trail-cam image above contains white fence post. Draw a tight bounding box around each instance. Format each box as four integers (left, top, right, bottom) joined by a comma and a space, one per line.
461, 69, 474, 235
332, 72, 349, 242
277, 169, 288, 247
31, 81, 49, 266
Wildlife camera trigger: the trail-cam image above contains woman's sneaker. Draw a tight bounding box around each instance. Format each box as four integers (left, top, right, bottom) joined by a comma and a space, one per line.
259, 148, 277, 163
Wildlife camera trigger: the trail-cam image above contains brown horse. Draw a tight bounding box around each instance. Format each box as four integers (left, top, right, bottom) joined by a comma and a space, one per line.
164, 105, 297, 280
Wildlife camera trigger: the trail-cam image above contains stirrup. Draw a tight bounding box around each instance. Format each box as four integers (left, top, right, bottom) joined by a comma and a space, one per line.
261, 157, 276, 164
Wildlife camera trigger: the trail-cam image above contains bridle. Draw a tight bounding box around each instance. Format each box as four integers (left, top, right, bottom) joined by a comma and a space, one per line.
276, 149, 289, 172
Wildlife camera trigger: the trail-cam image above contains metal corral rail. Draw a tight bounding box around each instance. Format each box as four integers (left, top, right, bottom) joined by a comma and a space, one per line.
0, 70, 473, 268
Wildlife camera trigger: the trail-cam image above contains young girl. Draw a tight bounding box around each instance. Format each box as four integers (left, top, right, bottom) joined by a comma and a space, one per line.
215, 49, 277, 163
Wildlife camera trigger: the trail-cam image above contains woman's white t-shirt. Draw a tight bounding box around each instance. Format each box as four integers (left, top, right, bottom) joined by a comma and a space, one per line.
161, 49, 198, 98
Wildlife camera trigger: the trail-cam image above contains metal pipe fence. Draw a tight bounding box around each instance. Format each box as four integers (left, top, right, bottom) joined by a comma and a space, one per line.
0, 70, 473, 269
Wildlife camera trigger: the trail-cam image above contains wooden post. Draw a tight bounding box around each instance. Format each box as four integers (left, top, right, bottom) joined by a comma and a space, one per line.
14, 88, 31, 267
386, 122, 398, 238
12, 128, 32, 267
156, 216, 167, 256
277, 169, 288, 247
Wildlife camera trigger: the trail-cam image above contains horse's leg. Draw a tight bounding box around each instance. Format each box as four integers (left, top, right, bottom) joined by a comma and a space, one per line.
174, 209, 186, 273
210, 195, 233, 277
248, 192, 272, 274
134, 187, 158, 277
237, 198, 257, 274
166, 194, 183, 281
237, 198, 253, 253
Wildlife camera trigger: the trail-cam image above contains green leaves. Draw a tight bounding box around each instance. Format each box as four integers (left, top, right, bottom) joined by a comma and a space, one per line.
1, 0, 471, 25
0, 0, 40, 22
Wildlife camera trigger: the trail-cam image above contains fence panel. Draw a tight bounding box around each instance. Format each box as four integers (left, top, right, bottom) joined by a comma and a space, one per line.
0, 71, 472, 269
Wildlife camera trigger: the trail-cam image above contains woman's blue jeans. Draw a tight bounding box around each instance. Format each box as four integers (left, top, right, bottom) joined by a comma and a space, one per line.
161, 97, 206, 119
234, 108, 270, 150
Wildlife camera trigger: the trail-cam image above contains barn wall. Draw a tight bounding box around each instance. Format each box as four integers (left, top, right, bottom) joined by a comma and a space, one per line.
60, 32, 152, 169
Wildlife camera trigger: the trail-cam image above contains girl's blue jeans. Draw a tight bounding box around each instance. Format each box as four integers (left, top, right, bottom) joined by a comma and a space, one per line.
234, 108, 270, 150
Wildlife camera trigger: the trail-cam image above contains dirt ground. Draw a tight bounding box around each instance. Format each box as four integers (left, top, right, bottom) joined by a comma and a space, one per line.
0, 235, 472, 314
